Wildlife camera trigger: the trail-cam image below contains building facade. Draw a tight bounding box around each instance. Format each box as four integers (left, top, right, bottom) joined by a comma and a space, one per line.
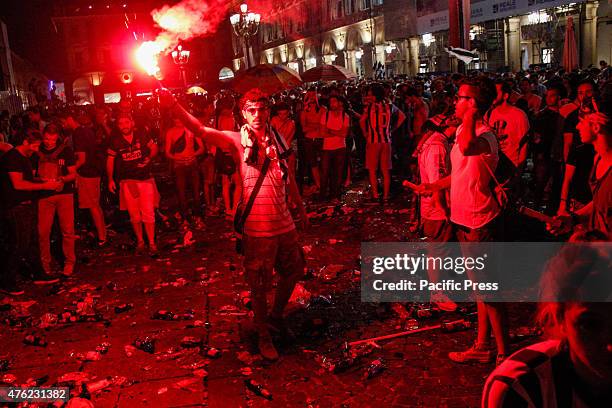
230, 0, 610, 77
51, 0, 233, 104
1, 20, 50, 114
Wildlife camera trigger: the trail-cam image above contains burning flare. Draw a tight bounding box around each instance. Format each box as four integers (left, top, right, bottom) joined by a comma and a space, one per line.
134, 0, 229, 78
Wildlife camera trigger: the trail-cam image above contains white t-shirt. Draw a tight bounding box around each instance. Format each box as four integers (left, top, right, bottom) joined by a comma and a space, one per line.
320, 110, 349, 151
450, 124, 500, 229
418, 132, 450, 221
488, 105, 529, 167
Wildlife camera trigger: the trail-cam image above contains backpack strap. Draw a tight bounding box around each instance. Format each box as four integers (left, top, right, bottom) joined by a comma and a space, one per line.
235, 156, 271, 232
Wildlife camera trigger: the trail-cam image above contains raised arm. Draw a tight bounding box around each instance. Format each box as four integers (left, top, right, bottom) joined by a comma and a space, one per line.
163, 93, 239, 152
457, 109, 491, 156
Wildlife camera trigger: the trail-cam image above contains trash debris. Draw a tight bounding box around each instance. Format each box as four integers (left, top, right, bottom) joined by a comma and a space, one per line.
239, 290, 252, 309
510, 326, 543, 342
155, 348, 195, 361
56, 372, 90, 386
287, 283, 312, 310
106, 281, 119, 291
174, 377, 199, 391
318, 264, 344, 282
85, 377, 112, 393
390, 303, 411, 320
411, 306, 440, 319
202, 347, 221, 359
65, 397, 95, 408
38, 313, 59, 329
124, 345, 137, 357
114, 303, 133, 314
183, 230, 195, 247
151, 309, 194, 321
157, 387, 168, 395
1, 374, 17, 385
193, 369, 208, 378
180, 360, 207, 370
23, 333, 48, 347
133, 337, 156, 354
363, 358, 386, 379
440, 319, 472, 332
404, 318, 419, 331
244, 379, 272, 400
96, 342, 111, 354
72, 351, 103, 361
236, 351, 261, 365
180, 336, 203, 348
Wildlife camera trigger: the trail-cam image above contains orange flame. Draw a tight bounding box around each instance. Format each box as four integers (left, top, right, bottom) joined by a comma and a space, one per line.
135, 40, 166, 78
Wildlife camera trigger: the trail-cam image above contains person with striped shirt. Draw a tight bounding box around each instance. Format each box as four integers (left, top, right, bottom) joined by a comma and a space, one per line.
359, 83, 405, 201
483, 241, 612, 407
161, 88, 308, 362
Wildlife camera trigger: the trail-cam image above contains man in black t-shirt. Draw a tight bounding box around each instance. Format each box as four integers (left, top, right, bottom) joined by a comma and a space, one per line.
559, 80, 597, 214
107, 113, 159, 254
69, 111, 107, 246
0, 132, 62, 295
35, 124, 77, 276
532, 85, 565, 211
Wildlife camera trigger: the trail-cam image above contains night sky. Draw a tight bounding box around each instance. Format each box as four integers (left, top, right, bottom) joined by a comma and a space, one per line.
0, 0, 65, 79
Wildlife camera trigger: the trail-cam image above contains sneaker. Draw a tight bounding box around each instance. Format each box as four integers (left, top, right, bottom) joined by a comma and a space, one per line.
33, 274, 60, 286
149, 244, 159, 258
448, 345, 494, 364
257, 331, 279, 361
0, 284, 25, 296
96, 239, 108, 248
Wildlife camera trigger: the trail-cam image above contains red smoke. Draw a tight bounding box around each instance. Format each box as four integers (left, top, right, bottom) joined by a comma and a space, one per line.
135, 0, 229, 77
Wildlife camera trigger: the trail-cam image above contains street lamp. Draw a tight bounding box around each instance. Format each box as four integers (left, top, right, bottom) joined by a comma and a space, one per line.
171, 44, 190, 87
230, 3, 261, 69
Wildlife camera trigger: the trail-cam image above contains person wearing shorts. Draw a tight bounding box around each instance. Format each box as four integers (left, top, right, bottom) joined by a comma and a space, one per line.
70, 111, 107, 245
300, 90, 326, 192
107, 113, 159, 255
360, 84, 405, 201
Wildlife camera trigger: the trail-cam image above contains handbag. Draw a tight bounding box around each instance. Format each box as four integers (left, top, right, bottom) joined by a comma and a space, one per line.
233, 156, 271, 254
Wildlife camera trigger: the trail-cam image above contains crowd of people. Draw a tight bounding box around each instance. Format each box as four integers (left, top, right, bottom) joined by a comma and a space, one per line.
1, 62, 611, 404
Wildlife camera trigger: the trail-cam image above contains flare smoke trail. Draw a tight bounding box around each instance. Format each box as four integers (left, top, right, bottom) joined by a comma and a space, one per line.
135, 0, 229, 77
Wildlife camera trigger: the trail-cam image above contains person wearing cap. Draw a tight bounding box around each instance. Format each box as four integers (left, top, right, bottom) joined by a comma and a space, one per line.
548, 97, 612, 239
161, 88, 308, 362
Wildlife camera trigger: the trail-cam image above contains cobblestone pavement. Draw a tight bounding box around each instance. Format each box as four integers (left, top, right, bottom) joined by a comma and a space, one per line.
1, 183, 543, 408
